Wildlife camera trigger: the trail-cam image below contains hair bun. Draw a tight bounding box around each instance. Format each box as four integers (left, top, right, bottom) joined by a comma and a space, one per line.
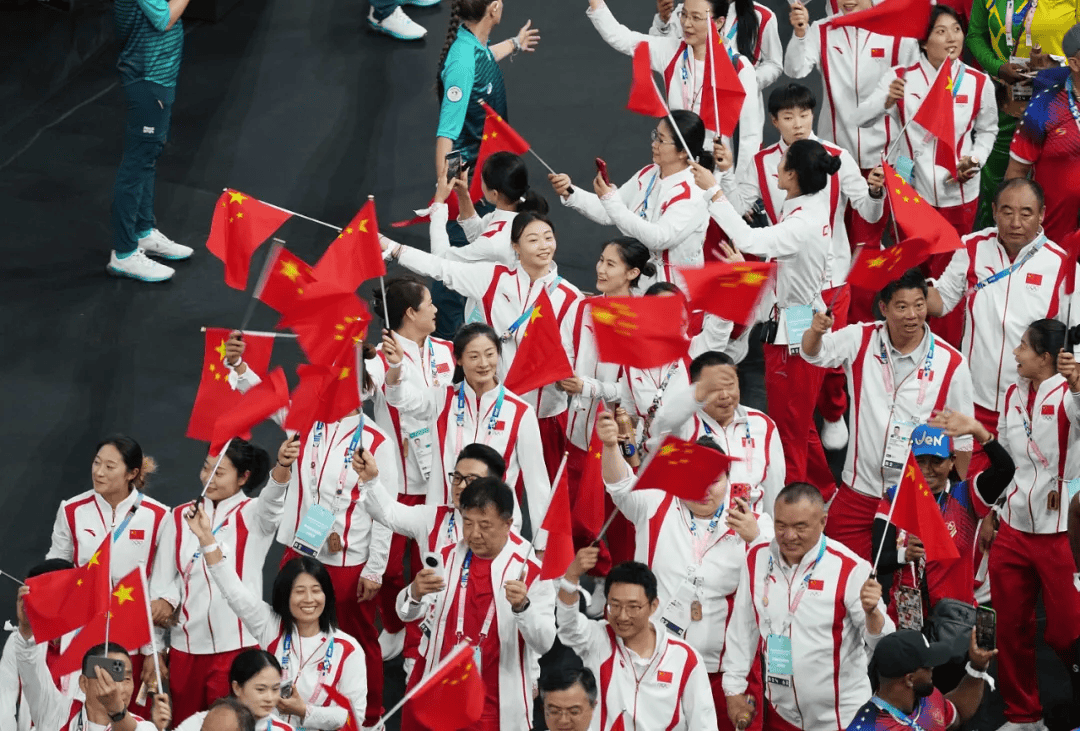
136, 456, 157, 490
825, 155, 843, 176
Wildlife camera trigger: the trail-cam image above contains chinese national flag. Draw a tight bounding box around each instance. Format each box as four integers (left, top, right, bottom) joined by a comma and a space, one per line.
186, 328, 276, 442
206, 189, 292, 290
469, 102, 531, 202
632, 436, 735, 502
884, 162, 962, 256
588, 295, 690, 369
575, 423, 607, 538
210, 367, 291, 454
321, 684, 361, 731
890, 453, 961, 562
279, 282, 371, 367
827, 0, 932, 38
540, 465, 575, 580
845, 237, 932, 291
314, 201, 387, 292
503, 290, 574, 395
391, 192, 459, 228
677, 262, 776, 325
53, 568, 153, 677
257, 247, 318, 314
23, 539, 111, 643
628, 43, 669, 118
283, 357, 361, 439
701, 25, 746, 138
912, 62, 959, 179
410, 643, 485, 731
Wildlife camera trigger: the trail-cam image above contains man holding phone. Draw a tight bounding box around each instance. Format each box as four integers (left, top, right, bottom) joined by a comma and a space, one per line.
14, 587, 170, 731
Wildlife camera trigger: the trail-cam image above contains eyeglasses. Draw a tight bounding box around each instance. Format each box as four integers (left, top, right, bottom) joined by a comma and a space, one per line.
650, 129, 676, 146
544, 706, 587, 720
606, 602, 649, 617
448, 471, 482, 486
679, 9, 710, 23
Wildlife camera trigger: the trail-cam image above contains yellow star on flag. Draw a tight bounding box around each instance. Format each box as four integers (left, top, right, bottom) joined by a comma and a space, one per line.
214, 339, 228, 362
356, 219, 368, 234
528, 305, 542, 325
867, 255, 888, 268
739, 271, 767, 286
228, 191, 247, 205
338, 366, 351, 381
905, 464, 917, 482
87, 550, 102, 568
113, 584, 134, 605
593, 309, 616, 325
280, 260, 301, 281
76, 579, 83, 587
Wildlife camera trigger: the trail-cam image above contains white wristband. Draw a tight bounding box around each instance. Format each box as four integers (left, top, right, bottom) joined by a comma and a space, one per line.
705, 184, 722, 201
201, 543, 219, 556
559, 578, 583, 597
964, 662, 995, 691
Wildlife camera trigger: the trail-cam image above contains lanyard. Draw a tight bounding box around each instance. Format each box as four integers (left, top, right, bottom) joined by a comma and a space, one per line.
762, 536, 827, 636
1004, 0, 1039, 52
870, 696, 925, 731
685, 504, 725, 564
636, 170, 661, 220
446, 512, 457, 544
426, 337, 439, 383
185, 502, 244, 578
501, 277, 564, 341
677, 46, 702, 114
973, 234, 1046, 291
703, 415, 755, 474
1016, 394, 1052, 468
879, 330, 935, 406
281, 632, 336, 682
454, 384, 506, 456
951, 63, 966, 98
94, 493, 145, 543
455, 550, 497, 641
638, 362, 680, 451
311, 421, 364, 513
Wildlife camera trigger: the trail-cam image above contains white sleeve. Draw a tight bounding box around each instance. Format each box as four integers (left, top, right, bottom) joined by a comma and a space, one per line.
783, 23, 820, 79
932, 248, 969, 315
514, 410, 552, 547
650, 5, 681, 37
44, 503, 73, 563
360, 444, 399, 581
690, 314, 735, 359
396, 246, 498, 303
708, 197, 806, 259
431, 204, 507, 263
0, 634, 21, 731
385, 381, 442, 422
249, 477, 288, 537
754, 14, 784, 88
648, 380, 700, 442
513, 573, 557, 656
720, 560, 760, 694
855, 70, 895, 129
586, 2, 662, 59
944, 360, 975, 453
395, 586, 428, 623
562, 187, 615, 226
1064, 390, 1080, 429
149, 516, 181, 609
605, 472, 664, 526
724, 157, 762, 216
839, 150, 884, 223
205, 559, 281, 647
555, 598, 606, 661
735, 64, 763, 169
361, 477, 435, 543
600, 190, 706, 252
682, 657, 721, 731
12, 635, 64, 731
459, 212, 485, 243
302, 650, 366, 730
847, 559, 894, 648
970, 74, 999, 164
800, 323, 863, 369
762, 424, 786, 516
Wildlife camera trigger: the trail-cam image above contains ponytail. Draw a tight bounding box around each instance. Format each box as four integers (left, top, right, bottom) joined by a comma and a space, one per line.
729, 0, 759, 62
479, 151, 550, 215
436, 0, 497, 101
136, 457, 157, 490
784, 138, 842, 196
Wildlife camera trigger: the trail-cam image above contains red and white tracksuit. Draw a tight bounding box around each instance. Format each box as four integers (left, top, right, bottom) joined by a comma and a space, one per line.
801, 323, 975, 561
991, 374, 1080, 723
206, 557, 367, 730
616, 358, 692, 453
722, 538, 894, 731
430, 202, 519, 269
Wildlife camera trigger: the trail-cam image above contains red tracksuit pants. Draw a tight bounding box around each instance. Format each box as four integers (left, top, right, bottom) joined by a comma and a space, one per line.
169, 647, 252, 724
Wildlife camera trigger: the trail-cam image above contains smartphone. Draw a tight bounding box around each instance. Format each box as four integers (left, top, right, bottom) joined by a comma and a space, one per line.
975, 606, 996, 651
421, 551, 444, 579
84, 656, 126, 682
730, 483, 751, 508
280, 681, 294, 699
595, 157, 611, 186
445, 150, 464, 182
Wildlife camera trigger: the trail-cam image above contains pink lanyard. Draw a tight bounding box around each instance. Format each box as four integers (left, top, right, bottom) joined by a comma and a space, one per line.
878, 332, 935, 407
310, 422, 361, 511
761, 537, 826, 636
680, 504, 724, 564
1015, 399, 1052, 468
677, 47, 703, 112
455, 551, 497, 642
183, 502, 244, 579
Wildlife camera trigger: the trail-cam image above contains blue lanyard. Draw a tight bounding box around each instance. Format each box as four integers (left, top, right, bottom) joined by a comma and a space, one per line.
973, 234, 1046, 291
460, 549, 474, 588
281, 632, 336, 679
502, 277, 564, 341
427, 338, 439, 383
112, 493, 144, 542
951, 64, 965, 97
870, 696, 925, 730
447, 512, 457, 543
638, 171, 660, 220
1066, 76, 1080, 127
455, 383, 505, 431
689, 505, 724, 537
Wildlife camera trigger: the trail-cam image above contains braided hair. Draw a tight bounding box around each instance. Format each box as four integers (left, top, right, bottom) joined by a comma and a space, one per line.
436, 0, 498, 101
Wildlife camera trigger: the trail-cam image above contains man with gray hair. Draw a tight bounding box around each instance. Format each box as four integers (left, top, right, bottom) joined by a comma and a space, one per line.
1006, 22, 1080, 244
199, 698, 255, 731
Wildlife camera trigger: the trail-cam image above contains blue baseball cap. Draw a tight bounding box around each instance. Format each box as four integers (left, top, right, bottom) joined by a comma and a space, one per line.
911, 425, 951, 458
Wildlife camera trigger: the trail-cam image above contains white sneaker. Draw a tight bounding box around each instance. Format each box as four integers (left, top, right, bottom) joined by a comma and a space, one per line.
401, 0, 440, 6
368, 7, 426, 40
820, 418, 849, 451
139, 229, 193, 260
993, 722, 1045, 731
107, 249, 174, 282
379, 628, 405, 661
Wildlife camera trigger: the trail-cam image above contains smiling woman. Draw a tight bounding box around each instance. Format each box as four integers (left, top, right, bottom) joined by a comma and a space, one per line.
173, 650, 295, 731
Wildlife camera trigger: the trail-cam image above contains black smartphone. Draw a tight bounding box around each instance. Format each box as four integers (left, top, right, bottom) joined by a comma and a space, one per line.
84, 656, 126, 682
975, 606, 996, 651
445, 150, 464, 182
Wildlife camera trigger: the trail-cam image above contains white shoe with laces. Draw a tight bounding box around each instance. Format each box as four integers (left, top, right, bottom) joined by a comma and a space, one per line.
138, 229, 193, 260
107, 249, 174, 282
820, 418, 849, 451
368, 7, 426, 40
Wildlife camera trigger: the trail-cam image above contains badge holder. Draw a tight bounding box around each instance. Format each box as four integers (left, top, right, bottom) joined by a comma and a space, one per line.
895, 156, 916, 183
895, 585, 923, 630
659, 580, 698, 638
1010, 56, 1033, 102
293, 503, 336, 557
783, 304, 814, 355
882, 420, 916, 471
408, 427, 434, 481
766, 634, 793, 686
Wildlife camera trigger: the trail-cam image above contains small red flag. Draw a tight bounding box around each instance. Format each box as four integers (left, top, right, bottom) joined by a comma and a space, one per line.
912, 62, 959, 179
321, 683, 362, 731
503, 290, 575, 395
588, 295, 690, 369
186, 329, 275, 442
205, 189, 292, 290
256, 247, 318, 314
632, 436, 735, 502
53, 568, 153, 677
540, 464, 575, 580
283, 357, 361, 439
314, 200, 386, 292
701, 25, 746, 138
1058, 230, 1080, 295
410, 643, 485, 731
23, 539, 111, 643
884, 162, 963, 256
391, 192, 460, 228
827, 0, 932, 38
845, 238, 932, 292
575, 422, 608, 538
677, 262, 776, 325
470, 103, 531, 202
210, 367, 290, 454
278, 282, 371, 367
889, 452, 961, 562
628, 43, 669, 118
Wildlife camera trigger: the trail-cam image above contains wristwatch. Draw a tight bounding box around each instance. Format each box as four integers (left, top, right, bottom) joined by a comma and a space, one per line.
108, 708, 128, 724
512, 598, 531, 614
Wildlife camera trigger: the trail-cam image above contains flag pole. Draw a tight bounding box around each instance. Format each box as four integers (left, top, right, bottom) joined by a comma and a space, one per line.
0, 570, 25, 586
368, 194, 393, 327
239, 238, 285, 332
526, 149, 558, 176
373, 642, 474, 729
650, 77, 695, 164
591, 508, 621, 546
707, 16, 721, 146
871, 482, 901, 577
103, 532, 114, 655
201, 327, 298, 338
521, 451, 569, 578
194, 438, 234, 509
221, 188, 343, 233
137, 565, 164, 694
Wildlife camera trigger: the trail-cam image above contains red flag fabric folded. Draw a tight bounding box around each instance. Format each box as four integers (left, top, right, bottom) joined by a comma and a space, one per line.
314, 201, 386, 292
205, 189, 292, 290
540, 464, 575, 580
845, 238, 932, 291
575, 422, 608, 538
632, 436, 735, 502
588, 295, 690, 369
889, 453, 961, 562
53, 568, 153, 677
210, 367, 290, 454
503, 290, 575, 395
470, 102, 531, 202
186, 329, 276, 442
1060, 231, 1080, 295
628, 43, 669, 118
912, 62, 959, 179
283, 357, 361, 439
278, 282, 371, 367
23, 539, 111, 643
321, 683, 361, 731
410, 643, 485, 731
677, 262, 776, 325
391, 193, 459, 229
884, 162, 962, 256
257, 247, 318, 314
827, 0, 932, 38
700, 23, 746, 137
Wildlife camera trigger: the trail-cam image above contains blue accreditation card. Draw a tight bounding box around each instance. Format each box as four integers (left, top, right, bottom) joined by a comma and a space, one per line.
292, 504, 336, 557
784, 304, 815, 354
766, 634, 794, 676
